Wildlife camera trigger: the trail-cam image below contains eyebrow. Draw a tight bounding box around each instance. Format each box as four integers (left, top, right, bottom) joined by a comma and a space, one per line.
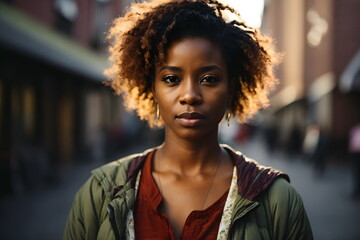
159, 66, 182, 72
198, 65, 223, 73
159, 65, 223, 73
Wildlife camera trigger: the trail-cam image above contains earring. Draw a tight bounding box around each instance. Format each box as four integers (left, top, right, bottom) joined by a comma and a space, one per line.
225, 112, 231, 126
156, 104, 160, 120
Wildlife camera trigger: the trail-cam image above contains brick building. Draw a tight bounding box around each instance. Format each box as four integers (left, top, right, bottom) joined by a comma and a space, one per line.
262, 0, 360, 160
0, 0, 145, 195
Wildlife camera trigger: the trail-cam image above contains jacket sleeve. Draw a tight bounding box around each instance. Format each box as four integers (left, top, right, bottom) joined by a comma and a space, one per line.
63, 176, 108, 240
267, 177, 313, 240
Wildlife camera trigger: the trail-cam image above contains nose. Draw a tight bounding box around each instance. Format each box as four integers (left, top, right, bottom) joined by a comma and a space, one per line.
179, 80, 203, 105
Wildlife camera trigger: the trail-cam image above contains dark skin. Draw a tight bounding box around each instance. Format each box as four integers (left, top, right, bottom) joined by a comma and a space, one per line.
152, 37, 234, 239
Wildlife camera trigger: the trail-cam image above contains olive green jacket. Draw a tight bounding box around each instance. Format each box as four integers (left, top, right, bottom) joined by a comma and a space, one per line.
63, 146, 313, 240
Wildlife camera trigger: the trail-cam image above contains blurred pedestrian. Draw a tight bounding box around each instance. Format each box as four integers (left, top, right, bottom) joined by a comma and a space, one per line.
63, 0, 313, 239
303, 124, 329, 176
349, 123, 360, 200
263, 112, 279, 153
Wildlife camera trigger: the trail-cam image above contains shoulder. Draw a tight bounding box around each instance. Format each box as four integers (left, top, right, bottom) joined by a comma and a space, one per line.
262, 179, 313, 239
268, 177, 295, 193
72, 152, 144, 206
223, 144, 289, 200
63, 149, 155, 237
90, 148, 155, 199
264, 177, 309, 222
265, 177, 302, 205
91, 153, 141, 191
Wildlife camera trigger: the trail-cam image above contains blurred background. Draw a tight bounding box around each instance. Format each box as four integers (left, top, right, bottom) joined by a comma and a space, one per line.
0, 0, 359, 239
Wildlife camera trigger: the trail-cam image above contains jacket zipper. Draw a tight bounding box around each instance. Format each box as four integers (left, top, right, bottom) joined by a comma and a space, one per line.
230, 169, 263, 228
229, 201, 259, 231
108, 205, 121, 240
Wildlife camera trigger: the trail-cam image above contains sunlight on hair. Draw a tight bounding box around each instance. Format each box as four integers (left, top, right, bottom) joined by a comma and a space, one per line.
220, 0, 264, 29
104, 0, 279, 127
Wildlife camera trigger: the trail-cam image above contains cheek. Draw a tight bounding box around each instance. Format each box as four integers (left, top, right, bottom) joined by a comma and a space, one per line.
154, 89, 174, 107
155, 91, 175, 118
218, 90, 230, 115
211, 87, 229, 105
153, 82, 166, 104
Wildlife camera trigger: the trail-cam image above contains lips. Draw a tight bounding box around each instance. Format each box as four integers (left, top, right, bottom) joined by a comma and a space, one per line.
176, 112, 205, 119
175, 112, 205, 127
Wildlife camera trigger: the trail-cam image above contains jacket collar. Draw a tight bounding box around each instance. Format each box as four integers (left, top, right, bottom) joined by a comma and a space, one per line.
102, 145, 289, 238
118, 145, 289, 201
223, 144, 289, 200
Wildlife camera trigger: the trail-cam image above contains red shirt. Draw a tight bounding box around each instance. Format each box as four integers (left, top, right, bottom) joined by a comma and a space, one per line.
134, 151, 228, 240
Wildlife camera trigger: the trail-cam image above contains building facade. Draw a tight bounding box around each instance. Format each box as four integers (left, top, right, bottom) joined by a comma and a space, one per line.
262, 0, 360, 160
0, 0, 146, 195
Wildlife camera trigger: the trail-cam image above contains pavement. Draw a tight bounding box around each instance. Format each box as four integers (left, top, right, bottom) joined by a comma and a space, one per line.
1, 136, 360, 240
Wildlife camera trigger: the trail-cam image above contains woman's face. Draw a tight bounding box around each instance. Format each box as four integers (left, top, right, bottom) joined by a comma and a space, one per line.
153, 37, 230, 140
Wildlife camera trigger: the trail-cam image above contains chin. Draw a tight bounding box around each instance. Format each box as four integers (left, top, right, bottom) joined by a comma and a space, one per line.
168, 126, 219, 141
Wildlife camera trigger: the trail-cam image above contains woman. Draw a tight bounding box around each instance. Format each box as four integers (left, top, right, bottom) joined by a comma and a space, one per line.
63, 0, 313, 239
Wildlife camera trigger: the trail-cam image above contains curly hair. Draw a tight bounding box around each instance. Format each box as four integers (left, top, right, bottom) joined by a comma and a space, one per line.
104, 0, 280, 127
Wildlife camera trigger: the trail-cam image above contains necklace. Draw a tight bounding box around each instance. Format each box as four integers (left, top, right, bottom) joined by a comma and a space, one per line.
201, 155, 222, 209
155, 150, 223, 210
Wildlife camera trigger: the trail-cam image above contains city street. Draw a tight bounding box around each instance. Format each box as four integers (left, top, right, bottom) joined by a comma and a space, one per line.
1, 137, 359, 240
238, 135, 360, 240
1, 1, 359, 240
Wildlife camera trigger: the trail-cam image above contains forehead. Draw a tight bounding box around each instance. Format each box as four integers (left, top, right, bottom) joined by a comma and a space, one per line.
162, 37, 226, 67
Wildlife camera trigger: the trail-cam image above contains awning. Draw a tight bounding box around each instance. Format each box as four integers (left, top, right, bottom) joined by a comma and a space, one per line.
0, 3, 108, 82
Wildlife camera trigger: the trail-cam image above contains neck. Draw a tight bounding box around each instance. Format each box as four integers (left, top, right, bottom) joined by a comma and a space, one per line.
156, 128, 223, 174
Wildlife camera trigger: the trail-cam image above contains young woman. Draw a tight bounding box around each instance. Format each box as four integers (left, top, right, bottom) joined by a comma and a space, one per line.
63, 0, 313, 239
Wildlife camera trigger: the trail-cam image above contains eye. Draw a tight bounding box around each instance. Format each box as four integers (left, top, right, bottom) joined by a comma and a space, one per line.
162, 75, 180, 85
200, 75, 218, 85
